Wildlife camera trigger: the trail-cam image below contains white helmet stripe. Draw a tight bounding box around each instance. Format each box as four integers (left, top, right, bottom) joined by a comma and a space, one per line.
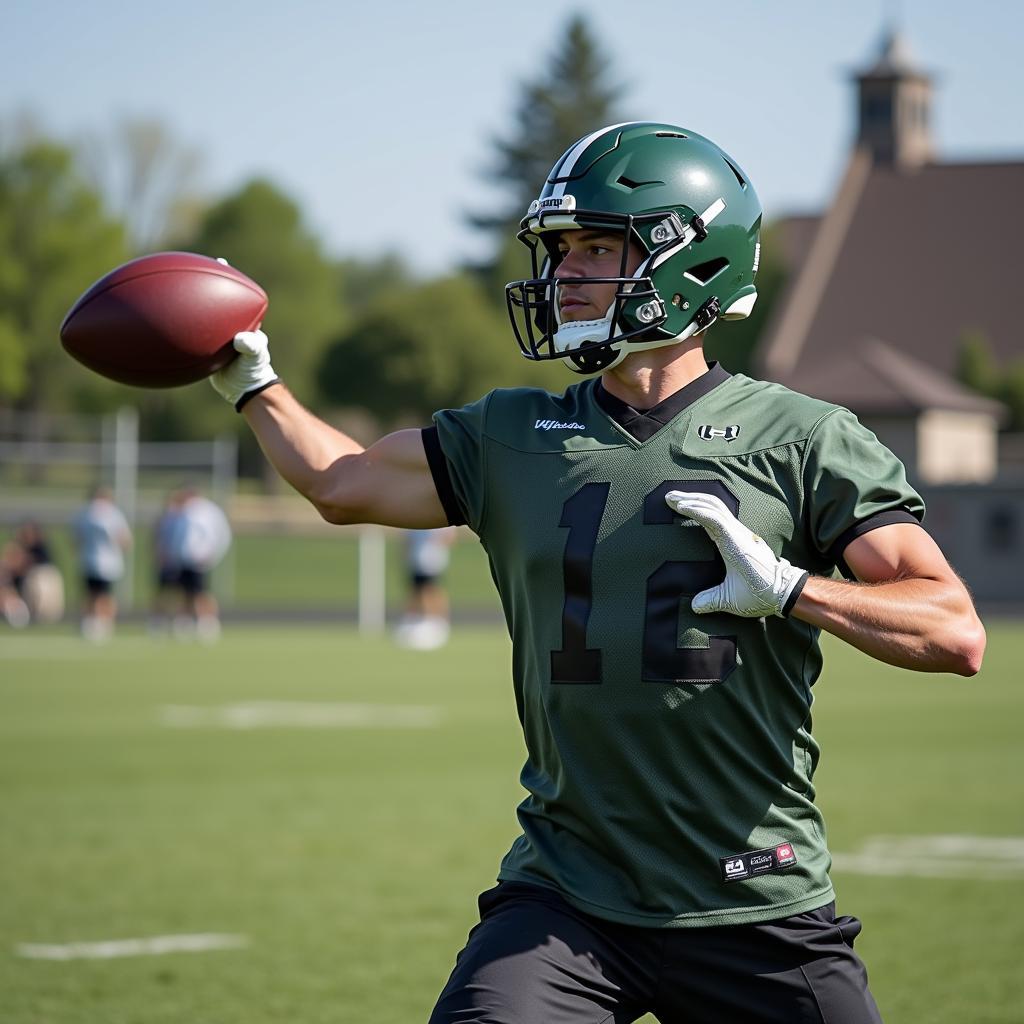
648, 198, 728, 269
701, 198, 727, 225
548, 121, 643, 199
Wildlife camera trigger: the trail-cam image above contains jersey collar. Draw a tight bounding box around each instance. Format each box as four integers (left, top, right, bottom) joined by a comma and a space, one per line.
594, 362, 731, 442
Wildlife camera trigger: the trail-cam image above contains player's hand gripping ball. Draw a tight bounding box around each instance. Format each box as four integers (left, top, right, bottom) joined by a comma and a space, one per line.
210, 330, 280, 411
60, 252, 268, 388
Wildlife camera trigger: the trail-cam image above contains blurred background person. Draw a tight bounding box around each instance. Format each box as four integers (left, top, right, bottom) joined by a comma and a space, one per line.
7, 521, 65, 625
148, 489, 185, 636
169, 486, 232, 642
71, 486, 132, 642
394, 527, 457, 650
1, 534, 31, 629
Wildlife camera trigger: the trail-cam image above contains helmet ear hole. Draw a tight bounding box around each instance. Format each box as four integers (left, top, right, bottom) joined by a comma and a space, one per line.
685, 257, 730, 286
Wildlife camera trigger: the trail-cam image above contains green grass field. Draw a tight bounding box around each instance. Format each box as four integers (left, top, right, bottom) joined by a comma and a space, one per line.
2, 622, 1022, 1023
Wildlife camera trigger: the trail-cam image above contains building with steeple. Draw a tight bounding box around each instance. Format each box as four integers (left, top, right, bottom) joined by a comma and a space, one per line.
758, 27, 1021, 487
854, 28, 935, 169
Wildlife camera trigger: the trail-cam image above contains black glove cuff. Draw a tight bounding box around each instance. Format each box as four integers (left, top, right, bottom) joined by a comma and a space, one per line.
235, 378, 282, 412
781, 571, 810, 618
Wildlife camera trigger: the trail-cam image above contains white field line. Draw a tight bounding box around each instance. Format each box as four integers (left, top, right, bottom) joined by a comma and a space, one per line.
831, 835, 1024, 880
16, 933, 249, 960
159, 701, 443, 729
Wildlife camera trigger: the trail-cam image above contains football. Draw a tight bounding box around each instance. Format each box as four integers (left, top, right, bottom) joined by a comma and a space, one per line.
60, 252, 268, 388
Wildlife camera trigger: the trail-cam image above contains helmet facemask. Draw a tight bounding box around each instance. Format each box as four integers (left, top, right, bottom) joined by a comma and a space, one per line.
507, 210, 665, 374
506, 202, 735, 376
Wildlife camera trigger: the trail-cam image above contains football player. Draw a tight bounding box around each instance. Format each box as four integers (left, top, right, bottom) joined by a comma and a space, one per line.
212, 122, 985, 1023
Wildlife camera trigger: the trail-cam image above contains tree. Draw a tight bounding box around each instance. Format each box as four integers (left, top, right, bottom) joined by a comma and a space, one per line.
77, 117, 204, 253
336, 252, 415, 314
471, 14, 624, 286
0, 137, 127, 411
1002, 363, 1024, 431
956, 330, 999, 397
956, 330, 1024, 430
318, 272, 563, 427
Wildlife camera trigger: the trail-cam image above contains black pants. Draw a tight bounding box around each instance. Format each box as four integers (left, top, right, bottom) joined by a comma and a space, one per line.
429, 882, 883, 1024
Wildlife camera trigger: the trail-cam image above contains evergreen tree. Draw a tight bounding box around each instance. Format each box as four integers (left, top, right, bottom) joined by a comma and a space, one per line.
471, 14, 624, 289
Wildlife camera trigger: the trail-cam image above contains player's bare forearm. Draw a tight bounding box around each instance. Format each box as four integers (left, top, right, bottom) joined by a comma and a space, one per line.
242, 384, 362, 494
791, 572, 985, 676
242, 384, 449, 529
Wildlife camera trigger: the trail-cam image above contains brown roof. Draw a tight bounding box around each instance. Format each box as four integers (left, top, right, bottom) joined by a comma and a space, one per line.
759, 155, 1024, 399
787, 337, 1008, 418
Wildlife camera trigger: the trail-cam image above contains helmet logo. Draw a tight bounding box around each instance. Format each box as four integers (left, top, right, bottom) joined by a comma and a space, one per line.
527, 194, 577, 216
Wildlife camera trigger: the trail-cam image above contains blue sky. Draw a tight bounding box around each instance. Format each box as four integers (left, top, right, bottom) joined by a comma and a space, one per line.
4, 0, 1021, 274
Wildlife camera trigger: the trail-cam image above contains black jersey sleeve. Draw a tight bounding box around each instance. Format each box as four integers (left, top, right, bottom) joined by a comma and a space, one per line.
421, 426, 467, 527
430, 393, 493, 534
803, 407, 925, 570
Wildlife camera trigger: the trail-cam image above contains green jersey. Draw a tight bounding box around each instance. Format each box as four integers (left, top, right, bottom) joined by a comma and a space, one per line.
428, 364, 923, 928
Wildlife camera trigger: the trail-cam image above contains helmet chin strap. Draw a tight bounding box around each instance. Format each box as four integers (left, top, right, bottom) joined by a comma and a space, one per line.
554, 298, 710, 375
552, 301, 617, 355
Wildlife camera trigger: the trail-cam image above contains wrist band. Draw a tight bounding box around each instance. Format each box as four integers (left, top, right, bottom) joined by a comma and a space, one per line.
235, 378, 282, 412
781, 571, 810, 617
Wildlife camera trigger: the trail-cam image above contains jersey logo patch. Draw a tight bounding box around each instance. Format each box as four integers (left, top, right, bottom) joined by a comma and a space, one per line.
535, 419, 586, 431
719, 843, 799, 882
697, 424, 740, 442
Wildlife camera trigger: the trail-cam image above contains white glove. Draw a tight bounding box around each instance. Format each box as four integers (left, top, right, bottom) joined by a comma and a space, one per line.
210, 329, 280, 410
664, 490, 808, 618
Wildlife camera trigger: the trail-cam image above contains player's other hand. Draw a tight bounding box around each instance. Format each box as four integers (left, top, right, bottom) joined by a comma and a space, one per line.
664, 490, 808, 618
210, 329, 280, 411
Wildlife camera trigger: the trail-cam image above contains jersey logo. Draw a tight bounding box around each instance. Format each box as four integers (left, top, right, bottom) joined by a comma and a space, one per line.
535, 419, 586, 431
719, 843, 799, 883
697, 424, 740, 442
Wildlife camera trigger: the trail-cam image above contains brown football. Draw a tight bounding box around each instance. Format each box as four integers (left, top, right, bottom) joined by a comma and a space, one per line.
60, 252, 268, 388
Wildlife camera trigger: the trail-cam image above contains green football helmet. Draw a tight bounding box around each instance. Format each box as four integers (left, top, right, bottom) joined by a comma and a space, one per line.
506, 121, 763, 374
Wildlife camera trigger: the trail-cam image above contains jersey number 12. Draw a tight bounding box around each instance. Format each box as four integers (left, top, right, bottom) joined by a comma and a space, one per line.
550, 481, 738, 686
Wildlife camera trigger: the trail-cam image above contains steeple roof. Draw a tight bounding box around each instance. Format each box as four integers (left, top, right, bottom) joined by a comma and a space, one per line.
859, 26, 927, 78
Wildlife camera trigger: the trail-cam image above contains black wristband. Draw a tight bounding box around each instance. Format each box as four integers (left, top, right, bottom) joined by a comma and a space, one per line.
235, 378, 282, 412
781, 571, 809, 617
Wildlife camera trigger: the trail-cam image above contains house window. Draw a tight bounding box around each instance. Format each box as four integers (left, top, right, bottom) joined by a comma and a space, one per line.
984, 506, 1018, 552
